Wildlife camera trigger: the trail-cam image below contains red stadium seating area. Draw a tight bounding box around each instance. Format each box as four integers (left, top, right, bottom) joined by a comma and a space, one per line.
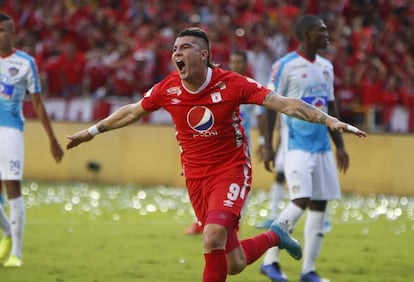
3, 0, 414, 132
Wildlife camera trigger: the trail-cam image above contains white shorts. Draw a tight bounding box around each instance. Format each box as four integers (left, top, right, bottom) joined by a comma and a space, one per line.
0, 127, 24, 180
284, 150, 341, 201
274, 146, 285, 173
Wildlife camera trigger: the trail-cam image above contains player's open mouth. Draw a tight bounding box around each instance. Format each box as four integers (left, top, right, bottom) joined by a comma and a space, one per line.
176, 60, 185, 71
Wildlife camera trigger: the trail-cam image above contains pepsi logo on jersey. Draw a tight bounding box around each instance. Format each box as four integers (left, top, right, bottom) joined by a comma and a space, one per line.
187, 106, 214, 132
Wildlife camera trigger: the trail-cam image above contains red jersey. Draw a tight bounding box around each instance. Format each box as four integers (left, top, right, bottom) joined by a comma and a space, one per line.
141, 67, 269, 179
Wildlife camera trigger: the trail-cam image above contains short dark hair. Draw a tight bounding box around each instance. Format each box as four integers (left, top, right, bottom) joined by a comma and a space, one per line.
177, 27, 217, 67
0, 12, 15, 33
231, 49, 248, 62
294, 15, 322, 41
0, 12, 12, 22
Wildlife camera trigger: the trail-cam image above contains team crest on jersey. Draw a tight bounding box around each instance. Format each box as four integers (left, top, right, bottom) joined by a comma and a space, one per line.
167, 86, 182, 96
187, 106, 214, 132
211, 92, 222, 103
8, 67, 19, 77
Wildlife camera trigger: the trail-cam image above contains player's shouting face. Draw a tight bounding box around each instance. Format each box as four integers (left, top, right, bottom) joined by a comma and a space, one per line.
172, 36, 209, 87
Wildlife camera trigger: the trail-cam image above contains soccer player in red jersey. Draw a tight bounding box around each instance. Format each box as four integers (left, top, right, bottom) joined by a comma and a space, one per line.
66, 27, 366, 282
183, 48, 254, 235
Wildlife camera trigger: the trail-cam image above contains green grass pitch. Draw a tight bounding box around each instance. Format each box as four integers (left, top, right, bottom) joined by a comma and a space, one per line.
1, 182, 413, 282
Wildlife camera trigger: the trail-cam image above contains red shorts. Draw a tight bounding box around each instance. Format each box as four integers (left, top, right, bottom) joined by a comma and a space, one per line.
186, 165, 252, 228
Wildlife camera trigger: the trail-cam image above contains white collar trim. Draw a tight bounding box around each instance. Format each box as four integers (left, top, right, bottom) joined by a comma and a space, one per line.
183, 67, 212, 94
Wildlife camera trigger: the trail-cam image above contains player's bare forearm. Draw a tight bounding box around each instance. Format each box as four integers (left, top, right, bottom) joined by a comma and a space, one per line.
31, 93, 64, 162
263, 109, 276, 148
263, 91, 332, 125
97, 102, 146, 132
289, 100, 333, 125
66, 101, 149, 149
262, 91, 367, 137
327, 101, 345, 150
261, 108, 277, 172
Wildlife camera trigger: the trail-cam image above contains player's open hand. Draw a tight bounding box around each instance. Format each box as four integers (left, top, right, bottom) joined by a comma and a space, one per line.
336, 148, 349, 174
328, 118, 367, 137
50, 138, 64, 163
262, 147, 275, 173
344, 124, 367, 137
66, 129, 94, 149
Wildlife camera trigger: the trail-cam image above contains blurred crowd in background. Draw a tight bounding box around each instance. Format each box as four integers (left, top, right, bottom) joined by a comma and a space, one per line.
2, 0, 414, 132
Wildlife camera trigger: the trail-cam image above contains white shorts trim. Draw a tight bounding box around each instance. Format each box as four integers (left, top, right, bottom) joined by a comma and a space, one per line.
284, 150, 341, 200
0, 127, 24, 180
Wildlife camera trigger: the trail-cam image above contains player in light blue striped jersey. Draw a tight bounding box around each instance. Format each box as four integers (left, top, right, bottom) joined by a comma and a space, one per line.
0, 12, 64, 267
260, 15, 353, 282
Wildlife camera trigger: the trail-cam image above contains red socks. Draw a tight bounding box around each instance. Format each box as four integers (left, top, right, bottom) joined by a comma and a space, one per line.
203, 249, 227, 282
240, 231, 280, 265
202, 231, 280, 281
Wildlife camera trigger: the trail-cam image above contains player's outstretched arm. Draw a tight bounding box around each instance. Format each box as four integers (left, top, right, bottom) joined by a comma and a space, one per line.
31, 93, 64, 163
66, 100, 149, 149
262, 91, 367, 137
